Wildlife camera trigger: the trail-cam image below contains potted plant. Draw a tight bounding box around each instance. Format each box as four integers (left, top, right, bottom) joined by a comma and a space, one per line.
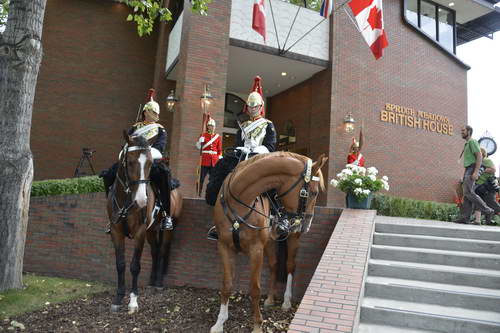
330, 165, 389, 209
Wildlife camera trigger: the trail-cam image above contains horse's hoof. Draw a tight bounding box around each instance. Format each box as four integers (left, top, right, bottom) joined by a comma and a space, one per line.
210, 326, 223, 333
154, 285, 164, 291
110, 304, 121, 312
251, 326, 263, 333
281, 300, 292, 310
263, 298, 274, 308
128, 306, 138, 314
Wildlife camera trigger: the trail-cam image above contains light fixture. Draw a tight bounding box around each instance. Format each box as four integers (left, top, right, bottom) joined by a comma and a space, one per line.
200, 84, 214, 113
281, 72, 287, 76
165, 89, 179, 112
343, 113, 355, 133
449, 2, 454, 6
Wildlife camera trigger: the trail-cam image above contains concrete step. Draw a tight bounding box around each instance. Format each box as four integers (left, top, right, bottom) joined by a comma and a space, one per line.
368, 259, 500, 289
375, 222, 500, 242
373, 232, 500, 254
371, 245, 500, 270
358, 323, 441, 333
361, 297, 500, 333
365, 276, 500, 311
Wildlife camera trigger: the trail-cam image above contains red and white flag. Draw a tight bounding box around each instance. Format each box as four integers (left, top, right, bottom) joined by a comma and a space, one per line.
252, 0, 266, 41
348, 0, 388, 59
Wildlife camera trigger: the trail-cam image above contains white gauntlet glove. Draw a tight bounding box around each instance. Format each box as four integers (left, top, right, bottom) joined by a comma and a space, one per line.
196, 136, 205, 149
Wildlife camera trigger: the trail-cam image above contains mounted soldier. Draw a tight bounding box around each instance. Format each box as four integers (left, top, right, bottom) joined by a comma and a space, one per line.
196, 117, 222, 196
100, 89, 174, 231
206, 77, 294, 240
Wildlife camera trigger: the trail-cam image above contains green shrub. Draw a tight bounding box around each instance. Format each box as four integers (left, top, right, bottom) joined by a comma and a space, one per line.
31, 176, 104, 197
371, 193, 460, 222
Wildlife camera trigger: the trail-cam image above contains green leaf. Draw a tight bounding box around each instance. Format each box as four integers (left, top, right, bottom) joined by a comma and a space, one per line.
126, 14, 133, 21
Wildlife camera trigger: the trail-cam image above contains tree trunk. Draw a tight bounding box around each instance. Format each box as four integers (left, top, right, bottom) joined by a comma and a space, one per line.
0, 0, 46, 292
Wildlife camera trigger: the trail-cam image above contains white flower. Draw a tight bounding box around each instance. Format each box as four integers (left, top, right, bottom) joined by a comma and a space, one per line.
363, 189, 371, 195
330, 179, 339, 187
358, 167, 366, 176
346, 164, 355, 169
367, 167, 378, 175
368, 175, 376, 181
354, 188, 363, 195
384, 184, 390, 191
354, 178, 362, 185
343, 169, 353, 176
382, 175, 388, 181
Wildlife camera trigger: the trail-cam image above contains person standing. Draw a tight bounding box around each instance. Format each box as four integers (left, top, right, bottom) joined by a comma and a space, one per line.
473, 148, 500, 224
347, 127, 365, 166
454, 125, 494, 224
196, 117, 222, 196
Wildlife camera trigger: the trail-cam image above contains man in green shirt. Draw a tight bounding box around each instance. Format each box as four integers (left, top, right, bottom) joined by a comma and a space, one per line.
455, 125, 494, 224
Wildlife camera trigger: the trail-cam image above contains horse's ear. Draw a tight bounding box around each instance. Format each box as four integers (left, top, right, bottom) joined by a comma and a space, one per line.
123, 130, 131, 144
312, 154, 328, 174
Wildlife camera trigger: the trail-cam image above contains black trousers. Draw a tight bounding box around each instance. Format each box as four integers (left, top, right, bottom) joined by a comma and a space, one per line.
199, 165, 213, 196
100, 162, 171, 214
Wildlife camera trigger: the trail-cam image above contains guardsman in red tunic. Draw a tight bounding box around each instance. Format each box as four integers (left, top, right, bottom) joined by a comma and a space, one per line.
196, 118, 222, 196
347, 127, 365, 167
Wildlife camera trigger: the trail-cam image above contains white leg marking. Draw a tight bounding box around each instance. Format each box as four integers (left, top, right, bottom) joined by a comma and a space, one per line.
282, 273, 293, 310
210, 303, 229, 333
134, 154, 148, 208
128, 292, 138, 313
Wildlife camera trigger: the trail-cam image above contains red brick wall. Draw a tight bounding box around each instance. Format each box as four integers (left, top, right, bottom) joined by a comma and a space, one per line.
25, 193, 341, 301
326, 0, 468, 206
32, 0, 158, 180
169, 0, 232, 198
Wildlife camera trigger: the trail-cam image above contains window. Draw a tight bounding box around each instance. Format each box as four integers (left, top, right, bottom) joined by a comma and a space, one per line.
404, 0, 456, 54
224, 93, 248, 129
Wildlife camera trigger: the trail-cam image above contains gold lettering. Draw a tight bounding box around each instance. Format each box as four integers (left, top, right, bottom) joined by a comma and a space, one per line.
414, 118, 421, 128
430, 121, 437, 132
448, 124, 453, 135
381, 110, 388, 121
423, 120, 430, 130
436, 122, 443, 134
388, 111, 396, 123
407, 116, 414, 127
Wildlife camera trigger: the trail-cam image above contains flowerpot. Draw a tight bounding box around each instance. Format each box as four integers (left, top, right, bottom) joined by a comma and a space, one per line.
346, 193, 373, 209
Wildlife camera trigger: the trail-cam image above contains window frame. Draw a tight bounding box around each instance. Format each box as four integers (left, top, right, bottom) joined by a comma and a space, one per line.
403, 0, 457, 54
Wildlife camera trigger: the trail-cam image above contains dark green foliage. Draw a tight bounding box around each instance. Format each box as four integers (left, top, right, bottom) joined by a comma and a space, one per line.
371, 194, 461, 222
31, 176, 104, 197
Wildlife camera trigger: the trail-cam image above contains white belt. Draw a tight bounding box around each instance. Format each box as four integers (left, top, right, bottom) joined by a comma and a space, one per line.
202, 150, 218, 155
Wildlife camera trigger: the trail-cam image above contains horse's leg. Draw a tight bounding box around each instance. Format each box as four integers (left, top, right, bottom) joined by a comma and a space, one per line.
263, 240, 277, 308
249, 246, 265, 333
146, 229, 159, 287
110, 230, 126, 312
210, 243, 235, 333
155, 229, 173, 288
282, 233, 300, 310
128, 226, 146, 314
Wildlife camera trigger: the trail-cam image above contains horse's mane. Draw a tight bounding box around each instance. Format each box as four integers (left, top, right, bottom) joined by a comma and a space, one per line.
130, 135, 150, 148
234, 152, 325, 192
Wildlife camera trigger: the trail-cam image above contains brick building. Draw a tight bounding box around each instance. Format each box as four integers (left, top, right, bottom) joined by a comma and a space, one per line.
32, 0, 500, 206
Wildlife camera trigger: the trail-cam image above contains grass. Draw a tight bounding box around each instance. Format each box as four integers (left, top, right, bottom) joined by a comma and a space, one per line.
0, 273, 110, 319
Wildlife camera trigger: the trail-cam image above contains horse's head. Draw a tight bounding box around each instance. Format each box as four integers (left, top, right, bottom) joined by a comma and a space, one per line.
120, 130, 153, 208
276, 153, 328, 233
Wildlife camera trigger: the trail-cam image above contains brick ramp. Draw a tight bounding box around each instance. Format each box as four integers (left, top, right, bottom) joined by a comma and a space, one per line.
288, 209, 377, 333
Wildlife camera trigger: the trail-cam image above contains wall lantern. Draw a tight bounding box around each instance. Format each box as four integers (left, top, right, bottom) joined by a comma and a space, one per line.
343, 113, 355, 133
200, 84, 214, 113
165, 89, 179, 112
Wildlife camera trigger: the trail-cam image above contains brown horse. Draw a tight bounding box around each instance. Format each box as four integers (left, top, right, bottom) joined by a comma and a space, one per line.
210, 152, 328, 333
107, 132, 183, 313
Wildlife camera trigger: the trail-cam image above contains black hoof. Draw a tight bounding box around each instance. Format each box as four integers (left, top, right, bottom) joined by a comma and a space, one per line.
110, 304, 121, 312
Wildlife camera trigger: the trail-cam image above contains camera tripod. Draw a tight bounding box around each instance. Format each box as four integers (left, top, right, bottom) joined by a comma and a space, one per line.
74, 148, 96, 177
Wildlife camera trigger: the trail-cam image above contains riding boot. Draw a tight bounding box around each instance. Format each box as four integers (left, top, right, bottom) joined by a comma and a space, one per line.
152, 163, 173, 231
207, 226, 218, 240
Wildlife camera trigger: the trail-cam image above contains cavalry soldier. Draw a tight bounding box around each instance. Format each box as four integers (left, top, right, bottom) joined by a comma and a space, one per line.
347, 127, 365, 167
206, 90, 284, 240
196, 117, 222, 196
100, 90, 174, 232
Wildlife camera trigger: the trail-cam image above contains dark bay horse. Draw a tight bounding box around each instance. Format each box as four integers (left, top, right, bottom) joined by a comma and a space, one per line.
108, 132, 183, 313
210, 152, 327, 333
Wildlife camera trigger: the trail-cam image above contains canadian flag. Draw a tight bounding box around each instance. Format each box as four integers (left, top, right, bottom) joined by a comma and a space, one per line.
348, 0, 388, 59
252, 0, 266, 41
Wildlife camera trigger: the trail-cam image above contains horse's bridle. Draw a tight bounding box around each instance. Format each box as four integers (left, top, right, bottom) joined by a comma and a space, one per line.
222, 158, 319, 233
111, 145, 152, 224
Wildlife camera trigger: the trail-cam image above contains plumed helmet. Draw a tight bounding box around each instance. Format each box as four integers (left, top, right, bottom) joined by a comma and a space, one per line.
352, 139, 360, 148
247, 91, 264, 107
207, 118, 216, 127
143, 88, 160, 115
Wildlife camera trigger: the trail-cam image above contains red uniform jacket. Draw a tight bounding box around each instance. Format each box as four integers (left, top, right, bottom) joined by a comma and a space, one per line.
347, 153, 365, 167
199, 132, 222, 167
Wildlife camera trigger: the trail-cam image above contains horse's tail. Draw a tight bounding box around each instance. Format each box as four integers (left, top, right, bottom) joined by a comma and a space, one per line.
276, 239, 288, 283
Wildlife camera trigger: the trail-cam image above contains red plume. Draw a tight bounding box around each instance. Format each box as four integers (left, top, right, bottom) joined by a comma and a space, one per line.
147, 88, 155, 102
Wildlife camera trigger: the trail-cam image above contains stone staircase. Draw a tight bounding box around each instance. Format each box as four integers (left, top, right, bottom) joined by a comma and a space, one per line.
357, 216, 500, 333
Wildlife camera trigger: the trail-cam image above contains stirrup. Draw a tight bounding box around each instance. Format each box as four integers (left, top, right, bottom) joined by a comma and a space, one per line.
207, 226, 218, 241
160, 216, 173, 231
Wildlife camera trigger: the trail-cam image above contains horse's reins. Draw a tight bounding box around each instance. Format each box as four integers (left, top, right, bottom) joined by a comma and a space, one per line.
221, 158, 319, 246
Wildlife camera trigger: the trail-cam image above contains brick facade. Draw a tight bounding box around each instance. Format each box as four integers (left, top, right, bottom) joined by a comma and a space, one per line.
32, 0, 159, 180
25, 193, 341, 301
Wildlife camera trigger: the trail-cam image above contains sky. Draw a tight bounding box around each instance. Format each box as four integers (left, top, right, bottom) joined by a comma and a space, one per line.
457, 32, 500, 176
